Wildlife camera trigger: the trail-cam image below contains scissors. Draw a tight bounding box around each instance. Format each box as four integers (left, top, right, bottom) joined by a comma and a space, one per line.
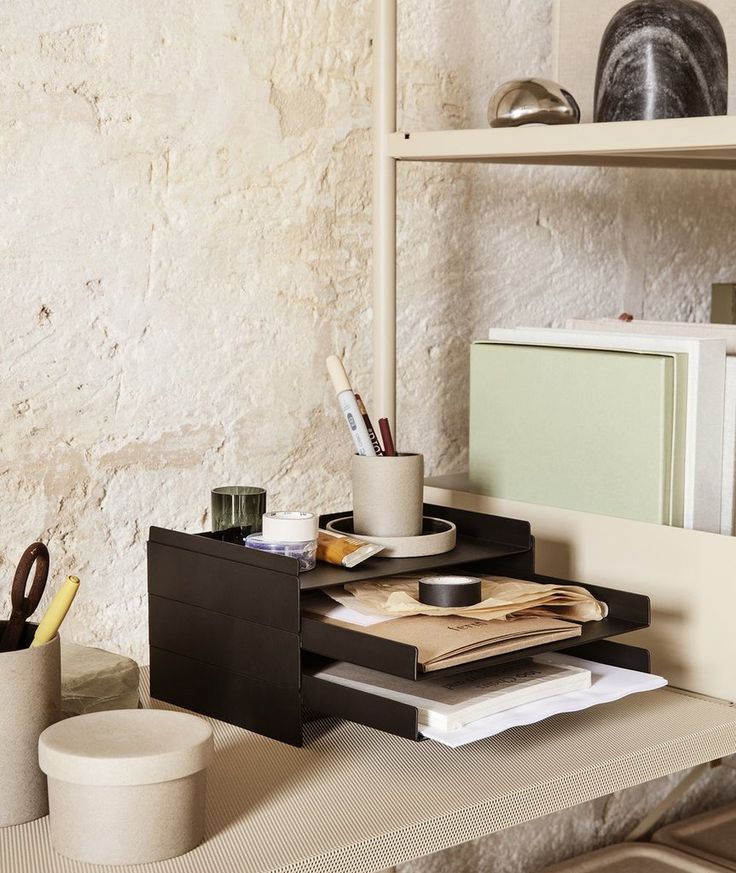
0, 542, 50, 653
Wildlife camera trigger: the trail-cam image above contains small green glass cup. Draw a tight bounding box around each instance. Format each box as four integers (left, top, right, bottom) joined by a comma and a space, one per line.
211, 486, 267, 544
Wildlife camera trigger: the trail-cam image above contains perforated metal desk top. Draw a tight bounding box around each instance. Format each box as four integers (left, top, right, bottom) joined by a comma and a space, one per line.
2, 674, 736, 873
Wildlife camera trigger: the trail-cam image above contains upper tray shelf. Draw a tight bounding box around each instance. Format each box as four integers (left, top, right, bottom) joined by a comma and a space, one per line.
303, 505, 532, 591
388, 116, 736, 170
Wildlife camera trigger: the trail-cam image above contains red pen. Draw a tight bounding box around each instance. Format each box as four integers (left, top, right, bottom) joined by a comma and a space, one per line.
378, 418, 397, 456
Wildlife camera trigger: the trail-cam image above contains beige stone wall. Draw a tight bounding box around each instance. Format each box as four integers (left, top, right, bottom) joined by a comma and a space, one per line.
1, 2, 735, 867
3, 0, 733, 659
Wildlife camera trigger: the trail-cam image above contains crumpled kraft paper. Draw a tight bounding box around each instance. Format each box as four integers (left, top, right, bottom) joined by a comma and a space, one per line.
326, 574, 608, 623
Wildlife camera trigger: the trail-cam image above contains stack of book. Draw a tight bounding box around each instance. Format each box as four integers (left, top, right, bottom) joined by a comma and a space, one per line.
311, 657, 592, 732
308, 651, 667, 747
468, 321, 736, 534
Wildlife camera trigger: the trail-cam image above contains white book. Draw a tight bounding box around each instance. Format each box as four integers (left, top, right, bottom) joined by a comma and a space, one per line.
486, 327, 726, 534
311, 658, 591, 732
568, 319, 736, 355
420, 653, 667, 748
568, 319, 736, 535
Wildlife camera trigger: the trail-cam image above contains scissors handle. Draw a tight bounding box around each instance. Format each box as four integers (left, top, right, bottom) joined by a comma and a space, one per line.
0, 542, 50, 653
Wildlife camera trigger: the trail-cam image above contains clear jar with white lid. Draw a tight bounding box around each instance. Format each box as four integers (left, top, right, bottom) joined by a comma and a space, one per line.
245, 511, 318, 571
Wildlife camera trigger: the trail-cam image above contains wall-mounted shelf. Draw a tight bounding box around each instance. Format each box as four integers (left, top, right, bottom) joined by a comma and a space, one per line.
389, 116, 736, 169
3, 672, 736, 873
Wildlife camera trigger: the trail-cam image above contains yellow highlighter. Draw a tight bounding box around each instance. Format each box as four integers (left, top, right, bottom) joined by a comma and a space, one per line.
31, 575, 80, 647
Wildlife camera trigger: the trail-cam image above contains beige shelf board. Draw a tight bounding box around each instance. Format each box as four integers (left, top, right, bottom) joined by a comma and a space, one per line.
389, 116, 736, 169
425, 474, 736, 704
2, 671, 736, 873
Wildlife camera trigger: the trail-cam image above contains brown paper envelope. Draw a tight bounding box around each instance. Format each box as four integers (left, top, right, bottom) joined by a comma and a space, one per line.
338, 576, 608, 622
420, 627, 582, 671
302, 596, 583, 672
344, 614, 582, 672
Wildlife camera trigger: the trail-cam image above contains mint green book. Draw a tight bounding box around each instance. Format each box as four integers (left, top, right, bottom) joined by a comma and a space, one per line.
468, 343, 685, 525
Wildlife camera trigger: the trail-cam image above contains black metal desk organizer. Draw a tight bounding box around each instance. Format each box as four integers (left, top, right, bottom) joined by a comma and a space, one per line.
147, 505, 651, 747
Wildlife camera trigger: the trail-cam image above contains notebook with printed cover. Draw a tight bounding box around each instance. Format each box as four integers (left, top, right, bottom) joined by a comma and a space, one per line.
568, 318, 736, 535
470, 342, 680, 525
310, 657, 591, 731
470, 328, 725, 532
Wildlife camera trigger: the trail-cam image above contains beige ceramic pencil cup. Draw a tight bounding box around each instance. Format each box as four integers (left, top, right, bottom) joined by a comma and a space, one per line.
352, 453, 424, 538
0, 622, 61, 827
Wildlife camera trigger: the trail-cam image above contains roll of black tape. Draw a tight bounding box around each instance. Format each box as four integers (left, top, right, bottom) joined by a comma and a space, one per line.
418, 576, 483, 608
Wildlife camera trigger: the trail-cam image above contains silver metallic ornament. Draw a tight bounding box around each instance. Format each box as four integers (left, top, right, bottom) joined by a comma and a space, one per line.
488, 78, 581, 128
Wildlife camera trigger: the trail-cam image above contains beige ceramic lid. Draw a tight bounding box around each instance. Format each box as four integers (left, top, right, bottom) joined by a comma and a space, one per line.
39, 710, 214, 787
540, 843, 727, 873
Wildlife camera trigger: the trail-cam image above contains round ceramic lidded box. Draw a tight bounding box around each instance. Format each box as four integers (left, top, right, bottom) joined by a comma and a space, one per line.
39, 709, 214, 865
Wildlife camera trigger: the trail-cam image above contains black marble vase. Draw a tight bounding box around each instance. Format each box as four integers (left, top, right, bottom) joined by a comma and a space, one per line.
595, 0, 728, 122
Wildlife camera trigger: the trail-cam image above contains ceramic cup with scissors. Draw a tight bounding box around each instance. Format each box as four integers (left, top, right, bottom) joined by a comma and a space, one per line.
0, 541, 61, 827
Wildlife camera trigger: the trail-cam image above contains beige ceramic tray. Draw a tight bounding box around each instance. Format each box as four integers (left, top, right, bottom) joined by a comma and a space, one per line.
326, 515, 456, 558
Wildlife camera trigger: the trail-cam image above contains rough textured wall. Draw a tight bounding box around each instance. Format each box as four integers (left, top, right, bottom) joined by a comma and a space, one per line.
1, 2, 735, 870
4, 0, 734, 659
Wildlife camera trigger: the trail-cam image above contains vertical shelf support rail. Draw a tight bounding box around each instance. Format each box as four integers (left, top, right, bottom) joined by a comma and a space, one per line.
372, 0, 398, 427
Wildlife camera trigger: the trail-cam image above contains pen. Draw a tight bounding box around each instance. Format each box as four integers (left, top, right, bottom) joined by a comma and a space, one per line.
378, 418, 397, 456
355, 394, 383, 456
326, 356, 377, 456
31, 575, 80, 647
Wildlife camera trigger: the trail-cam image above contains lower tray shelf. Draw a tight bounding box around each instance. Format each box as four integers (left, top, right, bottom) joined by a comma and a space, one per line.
302, 640, 651, 742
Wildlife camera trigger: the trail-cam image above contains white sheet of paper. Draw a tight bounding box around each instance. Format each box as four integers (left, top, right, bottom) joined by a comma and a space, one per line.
419, 653, 667, 747
303, 595, 398, 628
